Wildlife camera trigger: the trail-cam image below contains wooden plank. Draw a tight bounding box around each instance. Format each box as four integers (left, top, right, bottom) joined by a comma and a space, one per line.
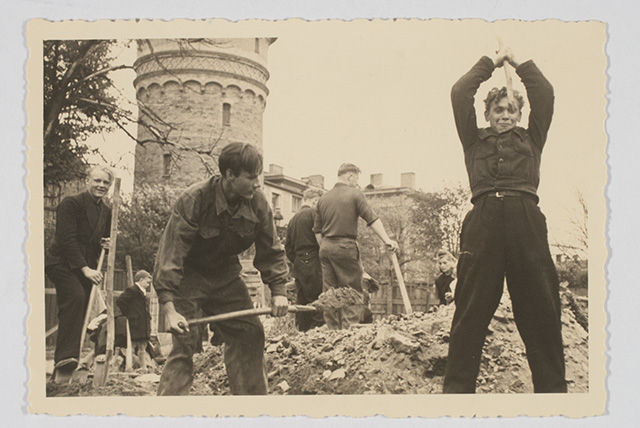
124, 255, 134, 372
93, 177, 121, 388
390, 253, 412, 314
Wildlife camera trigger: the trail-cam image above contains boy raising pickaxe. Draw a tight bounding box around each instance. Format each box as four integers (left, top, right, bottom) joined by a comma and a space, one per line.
443, 43, 567, 393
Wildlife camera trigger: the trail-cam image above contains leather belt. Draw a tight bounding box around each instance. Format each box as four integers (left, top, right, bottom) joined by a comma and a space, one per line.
473, 190, 538, 203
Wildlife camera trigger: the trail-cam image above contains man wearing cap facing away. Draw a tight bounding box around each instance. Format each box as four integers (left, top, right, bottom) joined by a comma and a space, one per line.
313, 163, 399, 329
285, 188, 325, 331
443, 45, 567, 393
153, 142, 289, 395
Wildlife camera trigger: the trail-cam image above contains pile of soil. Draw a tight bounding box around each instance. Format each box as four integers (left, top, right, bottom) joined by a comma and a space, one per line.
46, 290, 588, 396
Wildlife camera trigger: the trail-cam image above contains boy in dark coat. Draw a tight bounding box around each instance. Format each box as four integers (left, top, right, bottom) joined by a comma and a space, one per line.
116, 270, 153, 370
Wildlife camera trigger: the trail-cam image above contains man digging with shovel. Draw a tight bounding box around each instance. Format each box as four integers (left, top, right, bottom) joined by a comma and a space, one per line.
313, 163, 399, 329
153, 142, 289, 395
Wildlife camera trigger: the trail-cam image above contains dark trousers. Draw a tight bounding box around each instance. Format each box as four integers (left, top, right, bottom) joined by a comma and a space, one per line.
45, 264, 93, 365
319, 238, 365, 329
319, 237, 363, 292
292, 253, 325, 331
443, 196, 567, 393
157, 274, 267, 396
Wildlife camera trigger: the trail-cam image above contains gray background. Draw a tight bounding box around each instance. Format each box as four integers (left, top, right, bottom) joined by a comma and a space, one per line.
2, 0, 637, 426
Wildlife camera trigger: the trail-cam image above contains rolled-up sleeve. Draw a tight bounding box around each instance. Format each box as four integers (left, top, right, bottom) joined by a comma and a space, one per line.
356, 192, 379, 226
253, 199, 289, 297
153, 193, 200, 304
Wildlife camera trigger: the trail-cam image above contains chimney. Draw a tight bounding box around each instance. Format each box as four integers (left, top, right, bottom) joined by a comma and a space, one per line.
370, 173, 383, 188
303, 174, 325, 189
268, 164, 283, 175
401, 172, 415, 190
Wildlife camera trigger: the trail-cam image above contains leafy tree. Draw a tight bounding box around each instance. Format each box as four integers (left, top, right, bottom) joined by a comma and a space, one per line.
434, 183, 472, 256
117, 184, 179, 271
358, 191, 447, 284
43, 39, 132, 186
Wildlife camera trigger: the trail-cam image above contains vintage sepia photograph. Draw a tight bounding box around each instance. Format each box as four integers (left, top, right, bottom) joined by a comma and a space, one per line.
26, 18, 607, 417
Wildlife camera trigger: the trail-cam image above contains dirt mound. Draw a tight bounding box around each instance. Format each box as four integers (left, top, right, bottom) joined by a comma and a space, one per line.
193, 290, 588, 395
46, 290, 588, 396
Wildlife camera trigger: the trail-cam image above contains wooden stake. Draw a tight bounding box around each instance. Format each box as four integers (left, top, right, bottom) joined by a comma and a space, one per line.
125, 320, 133, 372
93, 177, 121, 387
124, 255, 134, 372
390, 252, 413, 314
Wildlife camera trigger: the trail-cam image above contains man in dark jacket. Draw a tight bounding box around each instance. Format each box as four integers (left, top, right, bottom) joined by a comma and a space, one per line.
285, 188, 325, 331
443, 46, 567, 393
45, 165, 113, 378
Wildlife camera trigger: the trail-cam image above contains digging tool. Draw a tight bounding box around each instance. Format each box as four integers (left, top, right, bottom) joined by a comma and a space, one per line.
390, 252, 413, 314
93, 177, 121, 388
185, 305, 317, 327
497, 37, 515, 106
125, 320, 133, 372
77, 247, 106, 358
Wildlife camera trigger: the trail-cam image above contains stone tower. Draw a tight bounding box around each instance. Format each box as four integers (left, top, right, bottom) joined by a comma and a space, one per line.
133, 38, 276, 189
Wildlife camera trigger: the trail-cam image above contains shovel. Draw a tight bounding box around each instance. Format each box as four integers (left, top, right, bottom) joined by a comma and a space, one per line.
186, 304, 317, 327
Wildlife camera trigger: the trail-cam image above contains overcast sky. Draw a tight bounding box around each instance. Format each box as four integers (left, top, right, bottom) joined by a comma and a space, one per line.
90, 19, 606, 250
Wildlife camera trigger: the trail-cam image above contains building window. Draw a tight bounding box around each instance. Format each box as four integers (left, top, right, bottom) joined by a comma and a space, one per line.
163, 153, 172, 177
271, 192, 280, 210
255, 38, 260, 53
222, 103, 231, 126
292, 195, 302, 213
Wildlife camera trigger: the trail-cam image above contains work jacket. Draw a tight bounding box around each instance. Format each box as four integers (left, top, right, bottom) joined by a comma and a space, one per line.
451, 56, 554, 202
153, 175, 288, 305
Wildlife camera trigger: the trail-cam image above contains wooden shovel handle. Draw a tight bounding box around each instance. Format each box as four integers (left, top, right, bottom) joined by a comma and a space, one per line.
187, 305, 317, 326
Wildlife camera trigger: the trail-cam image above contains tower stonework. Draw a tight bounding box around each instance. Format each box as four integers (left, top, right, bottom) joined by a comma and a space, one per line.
133, 38, 276, 189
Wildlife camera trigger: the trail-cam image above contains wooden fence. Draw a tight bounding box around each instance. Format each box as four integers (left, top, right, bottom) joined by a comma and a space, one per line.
369, 282, 439, 321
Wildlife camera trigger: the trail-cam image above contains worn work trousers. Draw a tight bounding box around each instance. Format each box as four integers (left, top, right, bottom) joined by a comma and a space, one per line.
292, 252, 325, 331
45, 264, 93, 365
157, 274, 267, 395
443, 196, 567, 393
319, 237, 365, 329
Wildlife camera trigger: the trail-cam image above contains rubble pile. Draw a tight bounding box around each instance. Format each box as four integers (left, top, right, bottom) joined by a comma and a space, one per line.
46, 290, 588, 396
192, 290, 589, 395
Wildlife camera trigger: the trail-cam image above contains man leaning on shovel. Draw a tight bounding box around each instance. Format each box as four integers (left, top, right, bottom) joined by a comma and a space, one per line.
153, 142, 289, 395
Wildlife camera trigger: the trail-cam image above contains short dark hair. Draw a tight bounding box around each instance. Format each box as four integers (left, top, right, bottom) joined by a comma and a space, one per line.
134, 270, 151, 282
337, 163, 361, 176
303, 188, 324, 200
218, 142, 263, 177
483, 87, 525, 113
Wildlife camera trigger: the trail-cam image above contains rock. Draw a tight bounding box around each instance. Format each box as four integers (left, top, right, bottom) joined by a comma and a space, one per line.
322, 370, 332, 379
266, 343, 279, 353
487, 343, 502, 358
388, 333, 420, 354
329, 368, 346, 380
277, 380, 290, 392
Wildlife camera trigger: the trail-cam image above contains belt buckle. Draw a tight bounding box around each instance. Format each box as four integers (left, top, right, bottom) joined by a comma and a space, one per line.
495, 191, 505, 198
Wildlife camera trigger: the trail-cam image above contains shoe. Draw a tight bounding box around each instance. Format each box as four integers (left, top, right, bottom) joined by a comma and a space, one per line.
55, 357, 78, 371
